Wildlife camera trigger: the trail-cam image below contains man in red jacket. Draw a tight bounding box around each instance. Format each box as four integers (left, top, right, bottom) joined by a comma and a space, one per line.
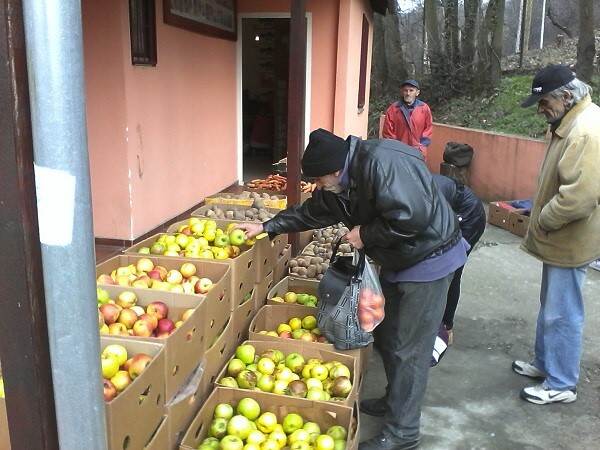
381, 80, 433, 160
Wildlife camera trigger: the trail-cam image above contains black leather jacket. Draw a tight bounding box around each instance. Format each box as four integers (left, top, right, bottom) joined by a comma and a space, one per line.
263, 137, 460, 270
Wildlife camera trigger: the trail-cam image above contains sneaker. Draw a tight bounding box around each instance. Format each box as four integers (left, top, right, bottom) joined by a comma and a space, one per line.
359, 432, 420, 450
360, 397, 388, 417
520, 383, 577, 405
512, 360, 545, 379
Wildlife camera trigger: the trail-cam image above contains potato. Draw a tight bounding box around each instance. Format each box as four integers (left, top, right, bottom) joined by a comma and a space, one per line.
206, 210, 215, 217
310, 257, 323, 265
306, 266, 317, 278
290, 266, 300, 274
317, 274, 324, 280
226, 211, 235, 219
298, 258, 310, 268
296, 267, 308, 276
288, 259, 298, 268
234, 211, 245, 220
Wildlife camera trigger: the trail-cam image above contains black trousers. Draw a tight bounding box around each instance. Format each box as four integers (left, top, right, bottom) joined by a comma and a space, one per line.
442, 213, 487, 329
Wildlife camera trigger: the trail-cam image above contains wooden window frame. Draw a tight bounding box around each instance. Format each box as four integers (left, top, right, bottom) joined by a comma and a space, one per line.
357, 14, 369, 111
129, 0, 158, 66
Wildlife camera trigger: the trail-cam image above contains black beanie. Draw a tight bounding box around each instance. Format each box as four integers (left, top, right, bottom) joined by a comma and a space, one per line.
301, 128, 349, 177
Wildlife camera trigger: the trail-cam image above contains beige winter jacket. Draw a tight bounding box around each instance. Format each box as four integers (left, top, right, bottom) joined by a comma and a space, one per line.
522, 95, 600, 267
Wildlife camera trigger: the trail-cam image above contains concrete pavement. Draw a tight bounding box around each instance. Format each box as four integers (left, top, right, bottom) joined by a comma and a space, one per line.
359, 225, 600, 450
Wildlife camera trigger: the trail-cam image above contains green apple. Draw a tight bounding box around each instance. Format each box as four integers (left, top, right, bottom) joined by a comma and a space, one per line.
236, 370, 257, 389
310, 365, 329, 381
282, 413, 304, 434
316, 435, 335, 450
326, 426, 347, 441
227, 415, 252, 440
333, 439, 346, 450
229, 229, 246, 246
214, 234, 230, 248
257, 357, 276, 375
209, 417, 228, 439
306, 388, 326, 401
201, 437, 220, 450
290, 441, 311, 450
272, 379, 289, 395
288, 429, 310, 444
246, 430, 267, 445
256, 412, 278, 434
285, 353, 305, 374
97, 287, 111, 304
228, 358, 247, 377
137, 246, 151, 255
236, 344, 256, 364
256, 374, 275, 392
218, 377, 239, 388
236, 397, 261, 420
214, 403, 234, 420
220, 435, 244, 450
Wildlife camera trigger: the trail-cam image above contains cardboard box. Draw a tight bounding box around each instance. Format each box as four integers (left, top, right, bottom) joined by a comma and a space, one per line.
488, 201, 514, 231
143, 415, 170, 450
100, 285, 207, 401
249, 305, 370, 377
266, 276, 319, 307
509, 210, 530, 237
200, 318, 236, 397
254, 272, 275, 310
187, 204, 281, 222
205, 192, 287, 209
97, 254, 232, 309
123, 232, 255, 308
254, 234, 289, 283
0, 395, 10, 450
273, 244, 292, 283
232, 287, 256, 344
179, 388, 358, 450
214, 340, 359, 406
102, 337, 165, 450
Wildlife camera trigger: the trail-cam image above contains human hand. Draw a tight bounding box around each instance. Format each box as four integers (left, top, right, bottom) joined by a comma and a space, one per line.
235, 222, 264, 239
343, 225, 364, 249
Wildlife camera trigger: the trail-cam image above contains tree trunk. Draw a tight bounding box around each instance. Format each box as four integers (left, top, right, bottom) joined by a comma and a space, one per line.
383, 5, 408, 93
462, 0, 480, 67
490, 0, 505, 87
443, 0, 460, 67
576, 0, 595, 82
424, 0, 445, 87
518, 0, 534, 67
370, 13, 387, 99
476, 0, 505, 90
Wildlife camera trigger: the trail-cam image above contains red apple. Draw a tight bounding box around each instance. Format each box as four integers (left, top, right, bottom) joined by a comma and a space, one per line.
146, 301, 168, 321
157, 318, 175, 334
132, 319, 153, 337
128, 353, 152, 379
155, 330, 170, 339
279, 331, 292, 339
155, 266, 168, 279
99, 304, 121, 325
108, 322, 129, 336
194, 277, 213, 294
136, 258, 154, 273
98, 310, 105, 329
122, 357, 134, 372
117, 309, 138, 329
139, 313, 158, 330
103, 379, 118, 402
147, 269, 163, 281
97, 274, 116, 285
110, 370, 132, 392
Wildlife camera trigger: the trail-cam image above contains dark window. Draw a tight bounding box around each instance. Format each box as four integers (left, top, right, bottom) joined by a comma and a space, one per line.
357, 14, 369, 111
129, 0, 157, 66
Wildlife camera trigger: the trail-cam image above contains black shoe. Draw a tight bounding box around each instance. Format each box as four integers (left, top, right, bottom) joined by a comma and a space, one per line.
359, 432, 420, 450
360, 397, 388, 417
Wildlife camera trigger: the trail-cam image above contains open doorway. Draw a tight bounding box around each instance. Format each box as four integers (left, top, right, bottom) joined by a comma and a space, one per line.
237, 13, 311, 183
241, 18, 290, 181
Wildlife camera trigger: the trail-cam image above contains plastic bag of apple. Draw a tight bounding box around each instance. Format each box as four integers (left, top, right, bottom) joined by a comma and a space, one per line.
187, 391, 352, 450
217, 343, 354, 402
101, 343, 152, 402
97, 258, 214, 295
97, 288, 194, 338
137, 219, 254, 260
257, 314, 328, 344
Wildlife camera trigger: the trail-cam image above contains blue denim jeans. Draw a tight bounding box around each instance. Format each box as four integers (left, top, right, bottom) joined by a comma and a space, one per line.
534, 263, 588, 390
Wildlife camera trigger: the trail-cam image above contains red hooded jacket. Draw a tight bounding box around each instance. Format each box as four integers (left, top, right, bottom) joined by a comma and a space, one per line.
382, 99, 433, 160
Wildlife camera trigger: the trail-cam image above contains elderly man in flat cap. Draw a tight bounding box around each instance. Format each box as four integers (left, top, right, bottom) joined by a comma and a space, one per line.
512, 65, 600, 405
238, 128, 469, 449
381, 79, 433, 160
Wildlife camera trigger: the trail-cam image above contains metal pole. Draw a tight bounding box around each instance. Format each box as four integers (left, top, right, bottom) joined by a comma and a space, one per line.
21, 1, 108, 449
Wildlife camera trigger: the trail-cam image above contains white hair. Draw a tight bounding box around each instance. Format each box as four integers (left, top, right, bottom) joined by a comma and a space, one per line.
548, 78, 593, 108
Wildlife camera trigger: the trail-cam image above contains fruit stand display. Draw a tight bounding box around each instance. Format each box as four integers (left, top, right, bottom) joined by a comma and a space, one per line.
179, 388, 358, 450
273, 244, 292, 283
191, 204, 279, 222
98, 286, 211, 400
144, 416, 170, 450
204, 190, 287, 209
215, 341, 359, 406
267, 276, 320, 307
101, 337, 166, 450
124, 226, 255, 307
245, 174, 317, 196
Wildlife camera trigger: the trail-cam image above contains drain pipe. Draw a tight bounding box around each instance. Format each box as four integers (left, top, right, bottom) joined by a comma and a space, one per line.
22, 1, 108, 449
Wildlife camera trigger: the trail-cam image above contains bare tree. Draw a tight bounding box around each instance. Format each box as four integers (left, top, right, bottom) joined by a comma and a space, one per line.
546, 2, 573, 38
462, 0, 480, 65
477, 0, 506, 89
443, 0, 460, 67
518, 0, 534, 67
576, 0, 595, 82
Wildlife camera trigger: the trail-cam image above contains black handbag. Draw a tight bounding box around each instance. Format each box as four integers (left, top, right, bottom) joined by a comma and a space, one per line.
317, 239, 374, 350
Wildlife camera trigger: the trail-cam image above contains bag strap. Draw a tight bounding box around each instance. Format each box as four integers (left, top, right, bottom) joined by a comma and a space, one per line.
331, 237, 366, 280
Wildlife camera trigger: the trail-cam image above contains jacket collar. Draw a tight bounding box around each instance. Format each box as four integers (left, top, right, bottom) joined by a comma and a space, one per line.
396, 99, 424, 109
554, 95, 592, 138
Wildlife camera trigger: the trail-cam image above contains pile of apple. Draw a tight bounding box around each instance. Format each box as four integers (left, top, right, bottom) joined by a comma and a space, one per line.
270, 291, 318, 307
256, 315, 328, 344
199, 396, 348, 450
97, 258, 214, 295
137, 220, 253, 260
97, 289, 193, 338
218, 344, 353, 402
101, 344, 152, 402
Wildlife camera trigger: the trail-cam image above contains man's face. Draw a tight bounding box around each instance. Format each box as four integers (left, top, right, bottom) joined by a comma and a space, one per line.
537, 92, 571, 124
401, 85, 420, 105
315, 171, 343, 194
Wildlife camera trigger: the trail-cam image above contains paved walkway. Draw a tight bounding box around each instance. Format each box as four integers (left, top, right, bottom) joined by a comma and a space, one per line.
359, 225, 600, 450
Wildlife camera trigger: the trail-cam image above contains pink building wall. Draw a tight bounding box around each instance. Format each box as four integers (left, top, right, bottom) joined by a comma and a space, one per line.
83, 0, 237, 240
84, 0, 373, 240
428, 124, 547, 201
